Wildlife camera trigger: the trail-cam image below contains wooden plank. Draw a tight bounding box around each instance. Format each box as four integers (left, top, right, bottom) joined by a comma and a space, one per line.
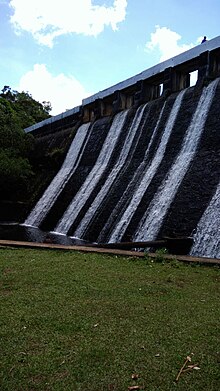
0, 239, 219, 265
0, 239, 144, 257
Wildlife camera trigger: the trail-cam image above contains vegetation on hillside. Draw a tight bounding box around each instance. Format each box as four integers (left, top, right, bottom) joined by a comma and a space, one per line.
0, 86, 51, 201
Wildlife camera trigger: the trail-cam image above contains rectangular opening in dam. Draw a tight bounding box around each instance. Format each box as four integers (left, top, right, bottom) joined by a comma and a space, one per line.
190, 70, 198, 86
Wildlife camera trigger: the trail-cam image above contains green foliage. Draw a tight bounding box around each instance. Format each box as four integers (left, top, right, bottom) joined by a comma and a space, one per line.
0, 86, 51, 128
0, 86, 51, 201
155, 247, 169, 262
0, 150, 34, 200
46, 147, 65, 166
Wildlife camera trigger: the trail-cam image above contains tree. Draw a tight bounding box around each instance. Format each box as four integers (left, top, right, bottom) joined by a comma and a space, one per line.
0, 86, 52, 201
1, 86, 52, 128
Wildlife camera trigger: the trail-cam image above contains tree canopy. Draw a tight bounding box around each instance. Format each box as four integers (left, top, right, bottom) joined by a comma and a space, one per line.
0, 86, 52, 201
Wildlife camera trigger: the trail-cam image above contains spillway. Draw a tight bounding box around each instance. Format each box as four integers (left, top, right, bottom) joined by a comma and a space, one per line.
23, 38, 220, 258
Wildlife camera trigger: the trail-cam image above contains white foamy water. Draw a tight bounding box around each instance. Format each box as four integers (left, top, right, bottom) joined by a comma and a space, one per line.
190, 180, 220, 258
73, 103, 148, 238
135, 78, 219, 242
97, 101, 167, 243
55, 110, 129, 234
109, 89, 186, 243
24, 123, 91, 227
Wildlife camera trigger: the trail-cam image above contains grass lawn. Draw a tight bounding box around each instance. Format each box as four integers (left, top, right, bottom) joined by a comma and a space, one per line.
0, 247, 219, 390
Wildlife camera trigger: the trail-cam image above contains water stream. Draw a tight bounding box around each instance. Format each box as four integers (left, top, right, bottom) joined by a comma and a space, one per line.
134, 78, 219, 242
55, 110, 129, 234
24, 123, 91, 227
109, 89, 186, 243
73, 103, 148, 238
190, 179, 220, 258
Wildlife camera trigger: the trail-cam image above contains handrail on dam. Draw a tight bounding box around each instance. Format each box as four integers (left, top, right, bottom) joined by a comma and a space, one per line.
25, 35, 220, 134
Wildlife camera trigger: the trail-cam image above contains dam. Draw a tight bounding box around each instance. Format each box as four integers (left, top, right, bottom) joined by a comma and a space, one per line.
24, 36, 220, 258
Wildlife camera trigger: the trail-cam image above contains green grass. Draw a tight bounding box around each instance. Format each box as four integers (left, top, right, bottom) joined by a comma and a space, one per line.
0, 248, 219, 391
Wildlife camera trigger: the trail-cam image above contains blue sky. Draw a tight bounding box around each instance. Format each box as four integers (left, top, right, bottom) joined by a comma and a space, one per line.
0, 0, 219, 115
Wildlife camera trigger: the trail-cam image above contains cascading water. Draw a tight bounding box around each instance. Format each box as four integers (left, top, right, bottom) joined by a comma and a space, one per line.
55, 110, 129, 235
134, 78, 219, 242
24, 123, 91, 228
73, 103, 149, 238
22, 74, 220, 259
108, 88, 186, 243
190, 180, 220, 258
96, 100, 167, 243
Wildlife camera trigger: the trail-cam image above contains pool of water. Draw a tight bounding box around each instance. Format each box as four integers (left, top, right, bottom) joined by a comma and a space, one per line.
0, 223, 91, 246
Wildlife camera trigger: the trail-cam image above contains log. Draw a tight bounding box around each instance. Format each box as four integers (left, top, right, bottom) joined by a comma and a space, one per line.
93, 237, 194, 255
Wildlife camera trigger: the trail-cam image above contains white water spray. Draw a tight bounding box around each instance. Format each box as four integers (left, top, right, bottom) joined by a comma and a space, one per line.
190, 180, 220, 258
109, 89, 186, 243
135, 78, 219, 242
24, 123, 91, 227
74, 103, 148, 238
55, 110, 129, 235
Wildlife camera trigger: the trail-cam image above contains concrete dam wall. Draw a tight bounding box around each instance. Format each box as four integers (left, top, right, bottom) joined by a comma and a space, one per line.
24, 37, 220, 258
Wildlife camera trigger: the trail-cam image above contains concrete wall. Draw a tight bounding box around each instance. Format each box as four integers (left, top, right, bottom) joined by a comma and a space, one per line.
25, 36, 220, 135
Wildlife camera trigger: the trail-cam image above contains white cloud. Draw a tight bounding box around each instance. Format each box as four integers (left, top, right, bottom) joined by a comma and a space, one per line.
17, 64, 92, 115
145, 26, 203, 86
145, 25, 195, 62
9, 0, 127, 47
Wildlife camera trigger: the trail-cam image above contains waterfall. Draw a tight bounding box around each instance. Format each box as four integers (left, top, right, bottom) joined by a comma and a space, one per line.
190, 180, 220, 258
73, 103, 148, 238
24, 123, 91, 228
108, 89, 186, 243
134, 78, 219, 242
55, 110, 129, 235
97, 100, 167, 243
